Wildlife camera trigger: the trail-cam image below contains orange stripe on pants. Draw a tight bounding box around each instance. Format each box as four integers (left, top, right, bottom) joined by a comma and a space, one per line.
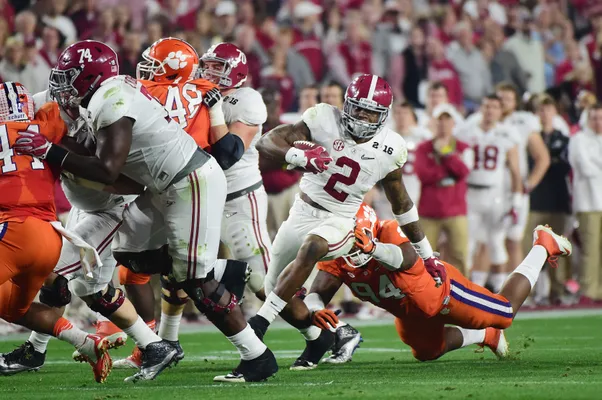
0, 217, 62, 321
118, 265, 151, 286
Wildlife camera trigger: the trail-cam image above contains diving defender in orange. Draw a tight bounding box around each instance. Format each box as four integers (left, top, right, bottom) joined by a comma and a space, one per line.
0, 82, 112, 382
300, 204, 571, 364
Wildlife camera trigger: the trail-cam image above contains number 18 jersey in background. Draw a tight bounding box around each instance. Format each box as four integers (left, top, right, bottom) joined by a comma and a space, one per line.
141, 78, 217, 150
300, 103, 408, 218
0, 102, 67, 222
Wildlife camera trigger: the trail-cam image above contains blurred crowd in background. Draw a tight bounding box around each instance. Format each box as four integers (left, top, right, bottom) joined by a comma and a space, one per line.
1, 0, 602, 330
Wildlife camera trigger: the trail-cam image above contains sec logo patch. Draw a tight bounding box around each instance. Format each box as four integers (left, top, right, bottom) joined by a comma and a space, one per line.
333, 139, 345, 151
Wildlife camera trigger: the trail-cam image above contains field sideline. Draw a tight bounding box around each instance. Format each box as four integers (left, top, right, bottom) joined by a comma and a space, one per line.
1, 310, 601, 400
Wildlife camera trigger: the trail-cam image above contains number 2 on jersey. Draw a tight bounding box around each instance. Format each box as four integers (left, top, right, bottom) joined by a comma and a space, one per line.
323, 156, 361, 202
0, 125, 45, 174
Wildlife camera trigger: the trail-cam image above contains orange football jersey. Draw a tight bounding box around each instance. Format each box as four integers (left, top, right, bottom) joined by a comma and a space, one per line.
317, 221, 449, 318
141, 78, 216, 150
0, 102, 67, 223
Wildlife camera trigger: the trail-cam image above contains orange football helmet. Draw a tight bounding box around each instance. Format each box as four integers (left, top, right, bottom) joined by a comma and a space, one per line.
0, 82, 35, 123
136, 37, 199, 84
343, 203, 380, 268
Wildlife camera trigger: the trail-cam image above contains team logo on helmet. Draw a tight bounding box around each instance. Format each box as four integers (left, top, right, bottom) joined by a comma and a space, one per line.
165, 51, 190, 70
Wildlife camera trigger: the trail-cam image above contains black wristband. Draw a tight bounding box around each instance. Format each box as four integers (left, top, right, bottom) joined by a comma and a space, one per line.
46, 145, 69, 166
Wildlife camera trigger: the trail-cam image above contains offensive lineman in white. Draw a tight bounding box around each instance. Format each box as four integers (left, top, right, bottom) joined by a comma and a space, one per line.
13, 40, 277, 383
1, 88, 177, 382
455, 95, 523, 291
199, 43, 272, 301
246, 74, 443, 372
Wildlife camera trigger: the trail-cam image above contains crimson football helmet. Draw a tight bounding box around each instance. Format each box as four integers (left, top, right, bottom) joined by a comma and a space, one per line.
49, 40, 119, 119
137, 37, 199, 83
199, 42, 248, 89
343, 203, 380, 268
342, 74, 393, 139
0, 82, 35, 123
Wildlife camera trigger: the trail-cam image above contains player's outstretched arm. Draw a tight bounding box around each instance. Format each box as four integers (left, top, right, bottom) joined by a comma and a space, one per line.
382, 168, 446, 284
304, 270, 344, 330
256, 120, 311, 164
50, 118, 133, 185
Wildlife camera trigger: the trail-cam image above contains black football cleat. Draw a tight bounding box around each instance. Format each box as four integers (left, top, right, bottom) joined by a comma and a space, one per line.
124, 340, 177, 382
322, 324, 363, 364
165, 340, 185, 363
0, 341, 45, 376
213, 348, 278, 383
290, 329, 335, 371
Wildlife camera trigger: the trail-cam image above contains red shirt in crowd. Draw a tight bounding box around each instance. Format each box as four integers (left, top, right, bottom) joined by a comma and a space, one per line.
262, 75, 295, 113
414, 139, 471, 219
293, 28, 325, 82
582, 34, 602, 99
338, 40, 372, 78
428, 60, 463, 107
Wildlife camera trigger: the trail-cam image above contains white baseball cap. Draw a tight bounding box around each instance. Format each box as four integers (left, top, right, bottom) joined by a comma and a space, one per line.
215, 1, 236, 17
433, 103, 457, 119
294, 1, 323, 19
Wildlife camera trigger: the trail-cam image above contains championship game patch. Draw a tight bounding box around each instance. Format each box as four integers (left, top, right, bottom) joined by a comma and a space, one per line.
0, 222, 7, 241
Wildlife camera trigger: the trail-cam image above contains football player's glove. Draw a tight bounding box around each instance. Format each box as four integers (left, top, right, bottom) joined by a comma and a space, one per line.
423, 256, 446, 287
312, 309, 339, 331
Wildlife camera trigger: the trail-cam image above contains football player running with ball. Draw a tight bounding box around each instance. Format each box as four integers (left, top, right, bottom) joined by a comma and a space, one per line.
300, 204, 571, 362
240, 74, 441, 376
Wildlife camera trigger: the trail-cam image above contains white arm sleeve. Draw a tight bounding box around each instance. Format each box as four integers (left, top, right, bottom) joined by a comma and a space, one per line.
372, 241, 404, 271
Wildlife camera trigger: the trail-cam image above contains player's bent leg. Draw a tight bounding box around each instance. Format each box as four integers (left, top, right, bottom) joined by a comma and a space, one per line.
158, 274, 189, 361
501, 225, 572, 313
394, 316, 446, 361
180, 277, 278, 383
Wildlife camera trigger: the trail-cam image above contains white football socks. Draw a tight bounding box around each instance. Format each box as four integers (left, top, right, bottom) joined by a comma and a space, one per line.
158, 312, 183, 342
123, 316, 161, 349
457, 327, 486, 347
299, 325, 321, 341
28, 332, 51, 353
490, 272, 509, 293
510, 245, 547, 289
257, 292, 287, 324
227, 324, 267, 360
471, 271, 488, 287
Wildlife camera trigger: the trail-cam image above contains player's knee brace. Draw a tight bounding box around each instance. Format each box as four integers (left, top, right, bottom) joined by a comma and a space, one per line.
160, 275, 189, 305
89, 285, 126, 317
39, 274, 72, 308
219, 260, 250, 300
114, 245, 172, 275
182, 277, 238, 315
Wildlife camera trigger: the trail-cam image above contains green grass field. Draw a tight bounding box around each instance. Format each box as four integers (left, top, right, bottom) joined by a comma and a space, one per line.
1, 312, 601, 400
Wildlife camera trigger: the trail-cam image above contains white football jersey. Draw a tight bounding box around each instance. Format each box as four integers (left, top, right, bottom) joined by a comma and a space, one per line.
502, 111, 541, 179
456, 122, 516, 187
83, 75, 199, 192
33, 90, 135, 212
222, 87, 267, 194
300, 104, 408, 218
399, 126, 432, 204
